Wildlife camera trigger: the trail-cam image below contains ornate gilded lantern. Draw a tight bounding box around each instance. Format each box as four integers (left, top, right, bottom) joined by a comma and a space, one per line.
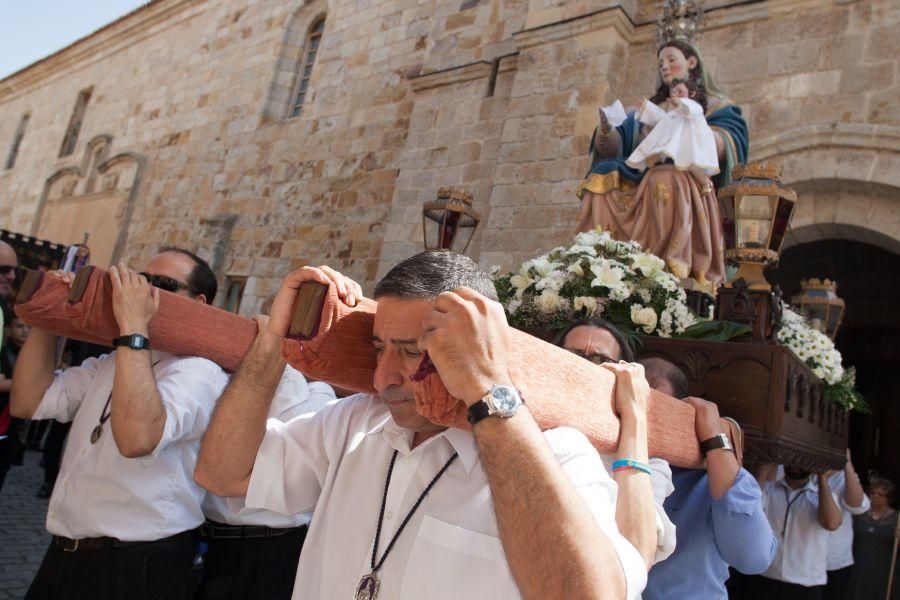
422, 187, 481, 254
718, 162, 797, 290
792, 278, 845, 340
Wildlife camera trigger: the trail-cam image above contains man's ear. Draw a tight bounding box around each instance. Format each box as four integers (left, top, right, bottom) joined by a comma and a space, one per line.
194, 294, 208, 305
687, 56, 698, 70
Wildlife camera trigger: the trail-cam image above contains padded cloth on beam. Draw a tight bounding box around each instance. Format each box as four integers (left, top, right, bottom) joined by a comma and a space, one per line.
282, 284, 703, 468
14, 271, 109, 346
63, 266, 257, 372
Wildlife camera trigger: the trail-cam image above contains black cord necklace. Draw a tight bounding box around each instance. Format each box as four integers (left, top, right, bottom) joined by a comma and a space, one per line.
90, 358, 162, 444
89, 392, 113, 444
355, 449, 458, 600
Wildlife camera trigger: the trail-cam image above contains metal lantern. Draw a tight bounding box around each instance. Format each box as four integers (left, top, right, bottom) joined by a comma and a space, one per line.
792, 278, 845, 340
422, 187, 481, 254
718, 162, 797, 290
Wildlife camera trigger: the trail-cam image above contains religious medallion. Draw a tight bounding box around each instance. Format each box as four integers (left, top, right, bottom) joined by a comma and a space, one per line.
355, 573, 380, 600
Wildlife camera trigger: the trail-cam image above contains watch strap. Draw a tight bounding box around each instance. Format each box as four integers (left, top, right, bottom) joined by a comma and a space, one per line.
700, 433, 733, 455
112, 334, 151, 350
467, 400, 491, 425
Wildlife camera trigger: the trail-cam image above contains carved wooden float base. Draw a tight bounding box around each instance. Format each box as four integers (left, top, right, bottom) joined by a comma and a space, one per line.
640, 336, 847, 470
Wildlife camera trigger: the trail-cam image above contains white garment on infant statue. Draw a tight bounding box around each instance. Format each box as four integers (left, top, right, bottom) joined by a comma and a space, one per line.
626, 98, 719, 179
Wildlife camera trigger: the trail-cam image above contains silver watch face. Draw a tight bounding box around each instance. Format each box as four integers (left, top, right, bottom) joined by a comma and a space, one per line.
490, 385, 520, 416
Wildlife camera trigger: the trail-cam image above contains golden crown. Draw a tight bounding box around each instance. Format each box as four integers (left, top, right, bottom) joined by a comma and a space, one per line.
657, 0, 704, 44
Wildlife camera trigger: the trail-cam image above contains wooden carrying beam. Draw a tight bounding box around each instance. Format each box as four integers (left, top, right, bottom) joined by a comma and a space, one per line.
283, 282, 705, 468
15, 266, 256, 371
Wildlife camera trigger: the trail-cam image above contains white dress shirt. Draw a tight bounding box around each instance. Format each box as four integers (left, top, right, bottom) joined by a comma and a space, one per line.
33, 350, 228, 541
202, 366, 337, 527
824, 470, 870, 570
760, 476, 839, 586
244, 393, 648, 600
599, 455, 677, 563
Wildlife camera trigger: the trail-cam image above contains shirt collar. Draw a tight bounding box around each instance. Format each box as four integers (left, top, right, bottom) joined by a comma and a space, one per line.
775, 476, 816, 494
377, 414, 480, 475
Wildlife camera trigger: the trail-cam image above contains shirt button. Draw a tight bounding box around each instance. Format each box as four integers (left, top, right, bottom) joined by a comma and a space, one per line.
386, 511, 394, 520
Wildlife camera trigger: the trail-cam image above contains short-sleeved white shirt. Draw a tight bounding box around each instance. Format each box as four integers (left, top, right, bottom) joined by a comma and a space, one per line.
202, 366, 337, 527
34, 350, 228, 541
245, 393, 648, 600
760, 477, 838, 586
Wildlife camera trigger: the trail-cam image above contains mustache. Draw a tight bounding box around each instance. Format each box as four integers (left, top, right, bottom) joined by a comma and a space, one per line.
379, 386, 412, 403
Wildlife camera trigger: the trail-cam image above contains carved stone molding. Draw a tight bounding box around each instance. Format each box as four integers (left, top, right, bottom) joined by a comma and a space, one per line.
513, 6, 634, 52
31, 135, 145, 267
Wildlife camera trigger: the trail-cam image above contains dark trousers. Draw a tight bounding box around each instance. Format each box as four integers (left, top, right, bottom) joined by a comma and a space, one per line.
26, 419, 49, 448
744, 575, 825, 600
25, 534, 199, 600
0, 437, 12, 492
823, 566, 852, 600
197, 526, 307, 600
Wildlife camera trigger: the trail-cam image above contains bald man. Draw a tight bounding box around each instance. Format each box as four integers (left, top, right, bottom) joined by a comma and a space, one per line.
0, 241, 18, 300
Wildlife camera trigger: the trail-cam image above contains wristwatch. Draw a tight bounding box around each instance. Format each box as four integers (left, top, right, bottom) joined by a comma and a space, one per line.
112, 334, 151, 351
700, 433, 734, 456
467, 384, 522, 425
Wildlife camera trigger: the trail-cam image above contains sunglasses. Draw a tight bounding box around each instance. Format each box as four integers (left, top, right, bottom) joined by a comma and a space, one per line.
563, 348, 616, 365
0, 265, 17, 278
139, 272, 191, 294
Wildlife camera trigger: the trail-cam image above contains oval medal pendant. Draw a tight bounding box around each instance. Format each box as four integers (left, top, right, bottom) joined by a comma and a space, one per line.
355, 573, 379, 600
90, 425, 103, 444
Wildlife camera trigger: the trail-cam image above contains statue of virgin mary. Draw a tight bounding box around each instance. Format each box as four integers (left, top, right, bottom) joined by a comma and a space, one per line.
574, 39, 748, 289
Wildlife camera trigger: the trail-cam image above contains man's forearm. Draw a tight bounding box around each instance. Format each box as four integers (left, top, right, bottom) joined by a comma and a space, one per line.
613, 412, 656, 568
111, 348, 167, 458
817, 479, 843, 531
843, 462, 866, 509
706, 450, 739, 501
476, 408, 627, 600
195, 328, 285, 497
10, 328, 58, 418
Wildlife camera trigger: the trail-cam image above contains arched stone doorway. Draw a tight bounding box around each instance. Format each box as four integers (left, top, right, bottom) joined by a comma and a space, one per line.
770, 218, 900, 486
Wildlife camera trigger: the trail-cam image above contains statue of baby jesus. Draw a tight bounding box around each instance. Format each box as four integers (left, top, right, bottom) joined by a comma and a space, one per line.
626, 79, 720, 181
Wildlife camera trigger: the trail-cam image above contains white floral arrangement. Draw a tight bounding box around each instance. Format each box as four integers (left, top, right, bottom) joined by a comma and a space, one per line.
777, 303, 866, 412
493, 228, 696, 337
777, 304, 844, 384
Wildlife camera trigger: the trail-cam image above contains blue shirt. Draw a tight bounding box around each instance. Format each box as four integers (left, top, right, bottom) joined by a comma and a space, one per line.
644, 467, 778, 599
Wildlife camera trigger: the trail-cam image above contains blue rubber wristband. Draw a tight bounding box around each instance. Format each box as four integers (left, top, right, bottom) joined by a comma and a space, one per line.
611, 459, 652, 475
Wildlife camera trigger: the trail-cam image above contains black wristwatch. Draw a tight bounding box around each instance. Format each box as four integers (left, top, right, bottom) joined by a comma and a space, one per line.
112, 334, 151, 351
700, 433, 734, 456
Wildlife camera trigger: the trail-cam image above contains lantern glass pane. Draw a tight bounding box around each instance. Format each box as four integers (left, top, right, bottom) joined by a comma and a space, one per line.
451, 224, 476, 254
738, 218, 771, 249
423, 212, 442, 250
827, 306, 842, 335
769, 198, 795, 252
737, 195, 774, 220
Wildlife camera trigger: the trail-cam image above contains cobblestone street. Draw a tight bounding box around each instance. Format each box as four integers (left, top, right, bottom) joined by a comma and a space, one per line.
0, 450, 50, 599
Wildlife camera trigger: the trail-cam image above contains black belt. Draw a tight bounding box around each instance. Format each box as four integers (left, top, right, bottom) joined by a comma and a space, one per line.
53, 530, 195, 553
200, 520, 307, 540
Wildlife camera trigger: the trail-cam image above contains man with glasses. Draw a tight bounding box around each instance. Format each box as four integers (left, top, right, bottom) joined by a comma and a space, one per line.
11, 247, 228, 600
553, 318, 676, 568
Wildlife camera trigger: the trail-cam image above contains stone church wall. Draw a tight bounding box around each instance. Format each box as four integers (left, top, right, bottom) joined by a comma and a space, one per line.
0, 0, 897, 312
